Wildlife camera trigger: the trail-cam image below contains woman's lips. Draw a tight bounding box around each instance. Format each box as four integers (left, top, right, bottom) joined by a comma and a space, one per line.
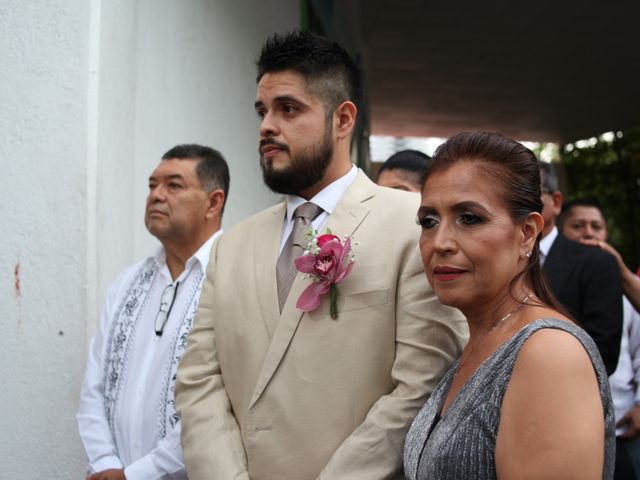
433, 266, 467, 281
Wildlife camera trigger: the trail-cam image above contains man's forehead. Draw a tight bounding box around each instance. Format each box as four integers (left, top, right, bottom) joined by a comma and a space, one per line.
378, 169, 420, 190
150, 158, 198, 179
256, 71, 313, 100
568, 205, 604, 220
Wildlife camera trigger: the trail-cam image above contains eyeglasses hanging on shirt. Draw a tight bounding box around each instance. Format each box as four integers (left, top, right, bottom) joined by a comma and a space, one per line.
154, 282, 180, 336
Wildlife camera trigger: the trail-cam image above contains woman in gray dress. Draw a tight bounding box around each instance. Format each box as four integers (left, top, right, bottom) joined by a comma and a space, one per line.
404, 131, 615, 479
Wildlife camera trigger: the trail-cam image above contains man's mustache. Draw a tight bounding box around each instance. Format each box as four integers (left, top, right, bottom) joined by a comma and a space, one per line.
148, 204, 169, 214
259, 138, 289, 153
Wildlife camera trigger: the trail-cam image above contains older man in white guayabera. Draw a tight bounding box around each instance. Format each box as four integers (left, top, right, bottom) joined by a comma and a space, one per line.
76, 144, 228, 480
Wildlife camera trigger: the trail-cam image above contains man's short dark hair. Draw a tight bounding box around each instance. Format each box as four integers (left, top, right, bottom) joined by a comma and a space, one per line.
378, 150, 432, 178
561, 197, 604, 216
559, 197, 605, 229
162, 144, 230, 214
256, 30, 362, 114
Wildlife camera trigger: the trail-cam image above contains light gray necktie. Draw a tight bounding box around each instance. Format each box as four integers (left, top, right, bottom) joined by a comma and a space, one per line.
276, 202, 323, 312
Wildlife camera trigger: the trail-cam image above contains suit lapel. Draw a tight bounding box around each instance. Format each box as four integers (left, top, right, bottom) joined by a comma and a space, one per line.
324, 172, 373, 238
249, 170, 374, 408
254, 203, 286, 339
543, 234, 574, 294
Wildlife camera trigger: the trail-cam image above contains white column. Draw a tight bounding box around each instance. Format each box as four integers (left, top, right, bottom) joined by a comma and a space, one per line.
0, 0, 300, 477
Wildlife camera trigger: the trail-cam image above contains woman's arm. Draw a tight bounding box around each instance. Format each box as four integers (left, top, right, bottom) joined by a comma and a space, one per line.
496, 327, 605, 480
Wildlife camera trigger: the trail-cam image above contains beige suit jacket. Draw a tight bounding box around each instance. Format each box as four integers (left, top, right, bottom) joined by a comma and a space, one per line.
176, 170, 467, 480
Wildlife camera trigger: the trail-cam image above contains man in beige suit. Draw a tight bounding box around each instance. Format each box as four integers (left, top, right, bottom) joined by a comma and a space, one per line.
176, 31, 467, 480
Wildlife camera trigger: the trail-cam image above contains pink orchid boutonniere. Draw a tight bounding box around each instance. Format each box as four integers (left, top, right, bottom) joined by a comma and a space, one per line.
294, 230, 355, 319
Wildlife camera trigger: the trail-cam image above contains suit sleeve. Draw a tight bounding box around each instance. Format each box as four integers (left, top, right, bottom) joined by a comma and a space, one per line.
175, 239, 251, 480
318, 244, 468, 479
580, 251, 623, 375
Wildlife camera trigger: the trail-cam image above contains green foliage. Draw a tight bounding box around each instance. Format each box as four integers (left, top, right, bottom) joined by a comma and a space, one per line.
559, 125, 640, 269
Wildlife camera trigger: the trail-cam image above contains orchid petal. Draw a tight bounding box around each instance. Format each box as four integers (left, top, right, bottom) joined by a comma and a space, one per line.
316, 234, 340, 248
338, 237, 352, 267
341, 236, 352, 257
318, 239, 343, 259
312, 253, 336, 279
334, 260, 355, 284
295, 254, 317, 274
331, 237, 352, 277
296, 280, 331, 311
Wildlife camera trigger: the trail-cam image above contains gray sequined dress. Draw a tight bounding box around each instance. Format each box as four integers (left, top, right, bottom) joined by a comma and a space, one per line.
404, 318, 615, 480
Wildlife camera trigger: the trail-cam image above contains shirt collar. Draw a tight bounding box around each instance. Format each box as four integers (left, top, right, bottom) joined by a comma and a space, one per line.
284, 165, 358, 222
192, 229, 223, 270
539, 225, 558, 258
152, 229, 223, 280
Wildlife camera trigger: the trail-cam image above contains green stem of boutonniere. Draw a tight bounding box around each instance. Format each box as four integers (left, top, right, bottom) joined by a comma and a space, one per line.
330, 283, 338, 319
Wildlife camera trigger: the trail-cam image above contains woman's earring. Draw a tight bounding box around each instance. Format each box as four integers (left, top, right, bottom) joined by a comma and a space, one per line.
525, 251, 532, 258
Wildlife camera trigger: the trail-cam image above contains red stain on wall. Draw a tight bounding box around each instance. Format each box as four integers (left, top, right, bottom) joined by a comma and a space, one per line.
14, 261, 20, 298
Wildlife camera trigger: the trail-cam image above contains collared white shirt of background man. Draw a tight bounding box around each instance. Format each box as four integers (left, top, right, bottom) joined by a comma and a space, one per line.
610, 296, 640, 434
610, 296, 640, 477
76, 230, 221, 479
538, 225, 559, 265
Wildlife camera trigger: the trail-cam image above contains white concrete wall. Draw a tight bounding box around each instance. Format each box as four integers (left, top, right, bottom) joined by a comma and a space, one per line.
0, 0, 299, 477
0, 0, 93, 475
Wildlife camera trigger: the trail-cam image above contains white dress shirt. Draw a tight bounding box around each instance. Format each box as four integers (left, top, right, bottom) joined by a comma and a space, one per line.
610, 296, 640, 436
538, 225, 558, 265
77, 230, 221, 479
278, 165, 358, 253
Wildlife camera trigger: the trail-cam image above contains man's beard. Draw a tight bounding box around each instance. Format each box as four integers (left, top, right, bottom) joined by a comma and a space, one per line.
260, 125, 333, 196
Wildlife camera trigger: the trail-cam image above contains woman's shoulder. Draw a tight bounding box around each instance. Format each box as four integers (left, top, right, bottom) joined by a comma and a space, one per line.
510, 315, 605, 388
497, 318, 612, 480
520, 323, 592, 365
504, 316, 606, 418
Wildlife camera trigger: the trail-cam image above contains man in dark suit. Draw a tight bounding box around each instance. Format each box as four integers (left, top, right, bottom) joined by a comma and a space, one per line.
539, 161, 622, 374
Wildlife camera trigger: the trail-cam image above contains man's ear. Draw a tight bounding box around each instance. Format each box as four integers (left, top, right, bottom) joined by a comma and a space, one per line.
521, 212, 544, 255
551, 190, 563, 217
205, 189, 225, 220
334, 100, 357, 139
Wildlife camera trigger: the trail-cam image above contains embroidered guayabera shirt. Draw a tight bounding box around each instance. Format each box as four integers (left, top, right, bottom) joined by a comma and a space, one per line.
76, 231, 221, 480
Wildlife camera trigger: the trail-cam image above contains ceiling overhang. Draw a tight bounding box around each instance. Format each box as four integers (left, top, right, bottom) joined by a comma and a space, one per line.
326, 1, 640, 143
